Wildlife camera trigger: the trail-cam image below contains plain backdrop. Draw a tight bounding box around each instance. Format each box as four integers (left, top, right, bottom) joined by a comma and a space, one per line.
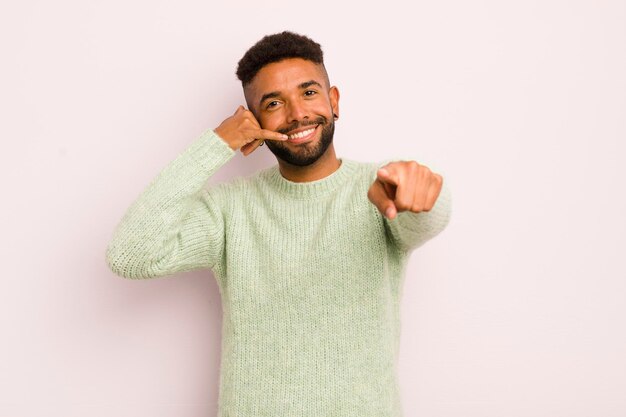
1, 0, 625, 416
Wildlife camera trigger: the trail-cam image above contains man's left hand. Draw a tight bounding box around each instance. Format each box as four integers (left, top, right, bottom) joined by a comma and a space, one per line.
368, 161, 443, 220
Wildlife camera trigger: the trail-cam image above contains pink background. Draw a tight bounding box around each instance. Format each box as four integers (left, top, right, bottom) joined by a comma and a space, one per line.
2, 0, 625, 416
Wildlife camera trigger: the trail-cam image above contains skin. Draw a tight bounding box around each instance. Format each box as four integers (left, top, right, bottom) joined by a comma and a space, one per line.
369, 161, 444, 220
245, 58, 340, 182
214, 57, 443, 219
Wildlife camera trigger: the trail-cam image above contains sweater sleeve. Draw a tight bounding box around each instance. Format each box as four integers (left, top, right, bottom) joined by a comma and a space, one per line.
383, 178, 452, 252
105, 129, 236, 279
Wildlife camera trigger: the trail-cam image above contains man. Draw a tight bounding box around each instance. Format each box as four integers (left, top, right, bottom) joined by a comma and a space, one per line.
106, 31, 451, 416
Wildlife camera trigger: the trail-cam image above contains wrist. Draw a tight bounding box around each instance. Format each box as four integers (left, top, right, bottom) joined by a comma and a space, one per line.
213, 127, 237, 151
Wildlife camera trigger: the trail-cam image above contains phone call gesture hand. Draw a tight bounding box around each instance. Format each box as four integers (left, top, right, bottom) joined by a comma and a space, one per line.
214, 106, 288, 156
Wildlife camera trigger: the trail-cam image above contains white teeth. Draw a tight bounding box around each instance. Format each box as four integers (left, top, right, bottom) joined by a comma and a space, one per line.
288, 127, 315, 140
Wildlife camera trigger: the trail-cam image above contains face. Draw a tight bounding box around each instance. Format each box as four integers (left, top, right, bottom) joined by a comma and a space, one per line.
244, 58, 340, 167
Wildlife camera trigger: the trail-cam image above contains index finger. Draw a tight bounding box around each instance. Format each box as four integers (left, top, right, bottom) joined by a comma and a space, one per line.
368, 179, 397, 220
255, 128, 289, 141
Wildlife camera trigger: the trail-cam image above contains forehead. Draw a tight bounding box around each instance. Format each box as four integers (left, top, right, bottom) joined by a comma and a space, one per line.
245, 58, 328, 102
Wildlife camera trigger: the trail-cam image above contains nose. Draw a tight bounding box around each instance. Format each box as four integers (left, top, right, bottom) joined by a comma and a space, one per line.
285, 100, 308, 124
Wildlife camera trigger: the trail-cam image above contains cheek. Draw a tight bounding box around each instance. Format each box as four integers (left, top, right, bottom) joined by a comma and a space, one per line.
260, 112, 285, 130
314, 101, 333, 117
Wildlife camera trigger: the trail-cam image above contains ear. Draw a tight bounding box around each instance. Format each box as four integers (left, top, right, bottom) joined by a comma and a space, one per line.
329, 86, 340, 120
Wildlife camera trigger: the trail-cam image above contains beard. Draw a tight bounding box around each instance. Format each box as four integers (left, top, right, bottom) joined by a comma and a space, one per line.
265, 116, 335, 167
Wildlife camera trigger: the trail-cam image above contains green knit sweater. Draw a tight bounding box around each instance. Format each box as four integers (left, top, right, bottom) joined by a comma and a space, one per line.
106, 129, 452, 416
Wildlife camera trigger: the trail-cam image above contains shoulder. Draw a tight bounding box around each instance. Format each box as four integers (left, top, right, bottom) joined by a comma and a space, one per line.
201, 166, 270, 205
342, 158, 379, 179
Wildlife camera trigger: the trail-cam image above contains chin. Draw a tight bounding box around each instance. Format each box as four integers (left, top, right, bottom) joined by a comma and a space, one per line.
266, 118, 335, 167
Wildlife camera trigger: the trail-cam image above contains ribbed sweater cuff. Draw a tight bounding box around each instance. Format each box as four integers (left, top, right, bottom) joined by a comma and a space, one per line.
187, 128, 236, 173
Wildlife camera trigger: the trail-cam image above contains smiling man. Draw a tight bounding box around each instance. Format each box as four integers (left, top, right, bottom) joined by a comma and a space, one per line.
106, 31, 452, 416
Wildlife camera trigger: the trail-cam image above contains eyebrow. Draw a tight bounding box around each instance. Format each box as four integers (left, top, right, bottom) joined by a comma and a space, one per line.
259, 80, 323, 106
299, 80, 322, 89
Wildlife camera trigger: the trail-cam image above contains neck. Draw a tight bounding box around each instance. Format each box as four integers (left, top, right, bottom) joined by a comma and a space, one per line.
277, 145, 341, 183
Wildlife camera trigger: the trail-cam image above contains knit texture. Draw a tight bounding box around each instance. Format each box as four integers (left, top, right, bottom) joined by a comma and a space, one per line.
106, 129, 452, 417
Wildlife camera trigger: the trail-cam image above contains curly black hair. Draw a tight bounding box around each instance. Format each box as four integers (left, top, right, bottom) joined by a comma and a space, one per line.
236, 31, 326, 86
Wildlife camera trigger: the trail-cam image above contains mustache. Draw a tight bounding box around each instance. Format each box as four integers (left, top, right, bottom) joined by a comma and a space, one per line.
276, 116, 328, 135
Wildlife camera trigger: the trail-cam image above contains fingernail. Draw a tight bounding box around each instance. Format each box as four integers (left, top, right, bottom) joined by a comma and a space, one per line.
385, 207, 395, 218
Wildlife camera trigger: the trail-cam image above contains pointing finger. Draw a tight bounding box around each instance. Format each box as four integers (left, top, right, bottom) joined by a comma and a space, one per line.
368, 179, 397, 220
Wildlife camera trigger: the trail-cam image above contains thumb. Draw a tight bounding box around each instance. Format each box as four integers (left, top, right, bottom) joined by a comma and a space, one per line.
377, 167, 399, 186
368, 179, 397, 220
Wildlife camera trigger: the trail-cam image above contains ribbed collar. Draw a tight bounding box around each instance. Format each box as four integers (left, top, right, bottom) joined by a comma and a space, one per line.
263, 158, 357, 200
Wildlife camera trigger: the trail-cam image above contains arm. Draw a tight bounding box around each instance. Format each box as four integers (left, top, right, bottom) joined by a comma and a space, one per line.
105, 107, 288, 279
368, 160, 452, 252
105, 129, 235, 279
383, 179, 451, 251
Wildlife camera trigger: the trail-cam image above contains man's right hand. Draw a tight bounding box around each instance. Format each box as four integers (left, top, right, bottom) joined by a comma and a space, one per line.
214, 106, 288, 156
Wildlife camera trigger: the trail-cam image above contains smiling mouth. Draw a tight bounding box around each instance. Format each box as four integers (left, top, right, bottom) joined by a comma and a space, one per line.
282, 124, 321, 144
287, 126, 317, 140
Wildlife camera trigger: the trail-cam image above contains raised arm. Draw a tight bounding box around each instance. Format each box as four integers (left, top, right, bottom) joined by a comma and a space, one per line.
106, 107, 289, 279
368, 160, 452, 252
105, 129, 235, 279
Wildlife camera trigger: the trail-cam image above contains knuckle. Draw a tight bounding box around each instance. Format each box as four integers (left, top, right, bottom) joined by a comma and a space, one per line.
396, 199, 410, 211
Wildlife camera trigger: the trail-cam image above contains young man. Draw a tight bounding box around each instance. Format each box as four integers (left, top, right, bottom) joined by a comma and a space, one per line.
106, 31, 451, 416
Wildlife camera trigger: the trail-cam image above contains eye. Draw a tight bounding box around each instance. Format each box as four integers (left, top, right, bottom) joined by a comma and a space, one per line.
304, 90, 317, 97
266, 100, 280, 109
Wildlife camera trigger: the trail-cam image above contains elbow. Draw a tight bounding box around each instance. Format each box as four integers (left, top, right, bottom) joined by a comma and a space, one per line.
105, 246, 132, 279
105, 244, 146, 280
